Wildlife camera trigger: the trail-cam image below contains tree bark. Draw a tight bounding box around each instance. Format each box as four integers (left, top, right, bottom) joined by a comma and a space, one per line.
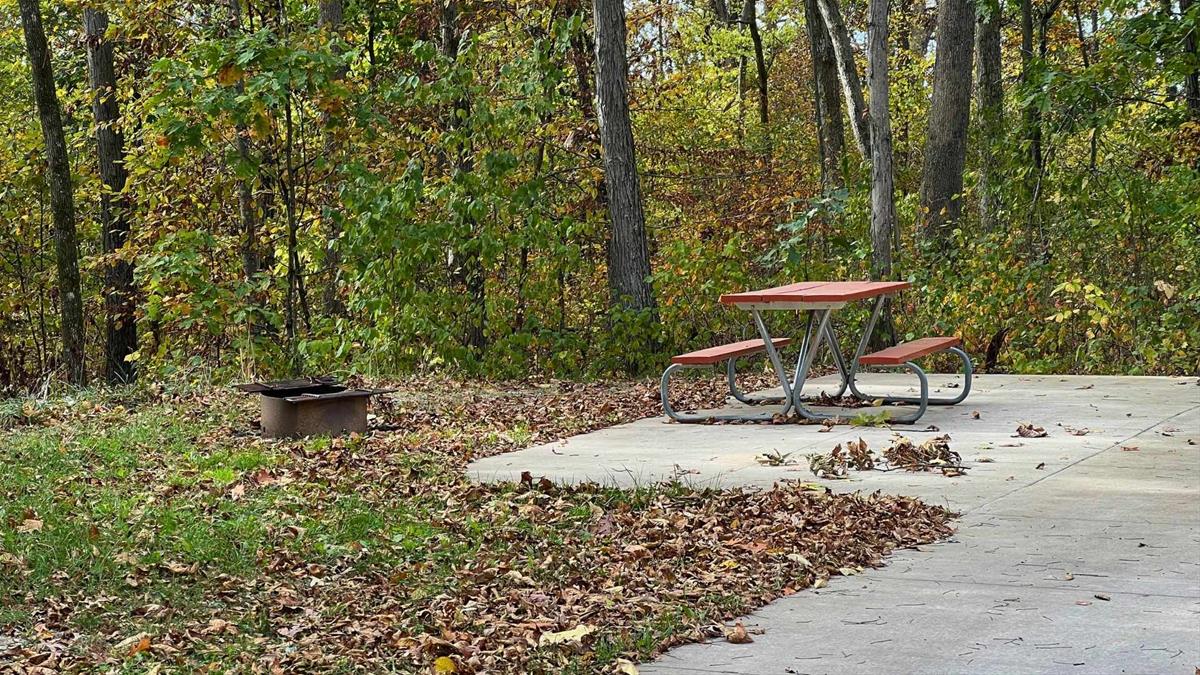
909, 0, 936, 56
867, 0, 897, 346
741, 0, 769, 126
710, 0, 730, 22
318, 0, 347, 318
976, 0, 1004, 231
19, 0, 86, 386
441, 1, 487, 353
228, 0, 260, 284
805, 0, 845, 187
593, 0, 656, 312
1183, 0, 1200, 119
318, 0, 343, 28
1020, 0, 1042, 174
84, 8, 137, 384
919, 0, 976, 245
815, 0, 871, 158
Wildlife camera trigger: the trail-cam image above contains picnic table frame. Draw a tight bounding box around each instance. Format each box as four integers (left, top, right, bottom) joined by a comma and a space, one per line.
718, 281, 972, 423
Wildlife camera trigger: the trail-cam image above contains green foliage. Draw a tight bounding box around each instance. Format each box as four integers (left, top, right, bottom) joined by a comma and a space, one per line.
0, 0, 1195, 391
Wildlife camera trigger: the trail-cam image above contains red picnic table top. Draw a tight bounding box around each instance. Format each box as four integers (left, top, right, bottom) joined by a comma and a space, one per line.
719, 280, 910, 305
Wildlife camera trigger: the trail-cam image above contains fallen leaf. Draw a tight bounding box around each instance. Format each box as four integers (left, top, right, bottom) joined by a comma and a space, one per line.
976, 457, 994, 463
971, 411, 981, 420
539, 624, 595, 646
614, 659, 639, 675
1094, 593, 1111, 601
17, 518, 42, 533
1014, 423, 1048, 438
1075, 600, 1091, 606
113, 633, 151, 657
725, 622, 753, 644
1035, 462, 1046, 470
1120, 446, 1139, 452
433, 656, 458, 673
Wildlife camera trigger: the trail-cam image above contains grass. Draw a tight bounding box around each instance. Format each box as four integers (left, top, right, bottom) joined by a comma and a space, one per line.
0, 382, 953, 672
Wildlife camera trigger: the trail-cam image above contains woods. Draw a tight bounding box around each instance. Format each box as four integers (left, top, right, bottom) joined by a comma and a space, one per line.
0, 0, 1195, 390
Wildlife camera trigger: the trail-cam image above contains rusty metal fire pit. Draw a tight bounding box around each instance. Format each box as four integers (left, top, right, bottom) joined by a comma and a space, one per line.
234, 377, 394, 439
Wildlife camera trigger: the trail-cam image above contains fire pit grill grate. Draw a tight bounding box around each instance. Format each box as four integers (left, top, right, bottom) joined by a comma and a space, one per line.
234, 377, 394, 438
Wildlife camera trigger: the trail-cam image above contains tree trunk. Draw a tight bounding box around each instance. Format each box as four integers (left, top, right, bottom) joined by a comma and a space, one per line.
19, 0, 86, 386
84, 8, 137, 385
226, 0, 260, 286
976, 0, 1004, 231
319, 0, 347, 318
742, 0, 769, 127
593, 0, 657, 312
1020, 0, 1043, 173
1183, 0, 1200, 119
441, 1, 487, 353
909, 0, 936, 56
815, 0, 871, 158
867, 0, 897, 346
805, 0, 845, 187
919, 0, 976, 246
710, 0, 730, 22
318, 0, 342, 28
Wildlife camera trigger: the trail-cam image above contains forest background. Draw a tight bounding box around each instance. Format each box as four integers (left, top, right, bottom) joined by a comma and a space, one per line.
1, 0, 1197, 393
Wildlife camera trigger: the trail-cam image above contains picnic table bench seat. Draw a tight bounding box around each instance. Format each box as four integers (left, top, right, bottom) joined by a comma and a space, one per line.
660, 338, 794, 422
672, 338, 791, 365
851, 336, 972, 410
859, 337, 961, 365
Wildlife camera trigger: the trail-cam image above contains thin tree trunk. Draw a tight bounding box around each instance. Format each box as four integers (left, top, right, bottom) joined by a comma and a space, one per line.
1183, 0, 1200, 119
593, 0, 657, 312
84, 8, 137, 384
919, 0, 976, 245
1071, 0, 1100, 169
742, 0, 769, 127
1020, 0, 1042, 173
441, 1, 487, 353
867, 0, 897, 346
909, 0, 936, 57
816, 0, 871, 158
976, 0, 1004, 231
19, 0, 86, 385
227, 0, 259, 283
319, 0, 347, 318
710, 0, 730, 22
805, 0, 845, 187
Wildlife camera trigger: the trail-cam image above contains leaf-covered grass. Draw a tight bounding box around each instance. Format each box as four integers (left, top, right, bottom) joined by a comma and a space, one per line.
0, 381, 953, 672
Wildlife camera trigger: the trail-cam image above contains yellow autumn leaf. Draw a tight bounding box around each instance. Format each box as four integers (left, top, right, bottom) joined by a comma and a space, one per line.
614, 658, 639, 674
433, 656, 457, 673
538, 624, 595, 646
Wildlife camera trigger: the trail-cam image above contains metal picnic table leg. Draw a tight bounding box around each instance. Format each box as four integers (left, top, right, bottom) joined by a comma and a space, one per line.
750, 309, 793, 415
820, 321, 851, 398
842, 294, 887, 398
790, 309, 843, 421
789, 297, 928, 423
783, 310, 851, 402
839, 294, 935, 422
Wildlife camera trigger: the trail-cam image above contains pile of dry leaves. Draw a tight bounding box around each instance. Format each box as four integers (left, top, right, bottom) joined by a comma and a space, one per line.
1, 379, 955, 673
808, 435, 967, 479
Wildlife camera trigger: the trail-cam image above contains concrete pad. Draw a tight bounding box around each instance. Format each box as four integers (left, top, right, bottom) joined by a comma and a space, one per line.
467, 375, 1200, 673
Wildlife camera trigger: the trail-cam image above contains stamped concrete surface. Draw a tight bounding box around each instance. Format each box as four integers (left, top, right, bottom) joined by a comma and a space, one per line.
469, 375, 1200, 674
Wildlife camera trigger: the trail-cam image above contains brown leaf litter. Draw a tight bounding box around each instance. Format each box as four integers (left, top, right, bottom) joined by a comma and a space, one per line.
0, 380, 955, 673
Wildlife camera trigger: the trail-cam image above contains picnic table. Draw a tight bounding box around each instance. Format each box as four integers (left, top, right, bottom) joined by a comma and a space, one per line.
661, 281, 972, 423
